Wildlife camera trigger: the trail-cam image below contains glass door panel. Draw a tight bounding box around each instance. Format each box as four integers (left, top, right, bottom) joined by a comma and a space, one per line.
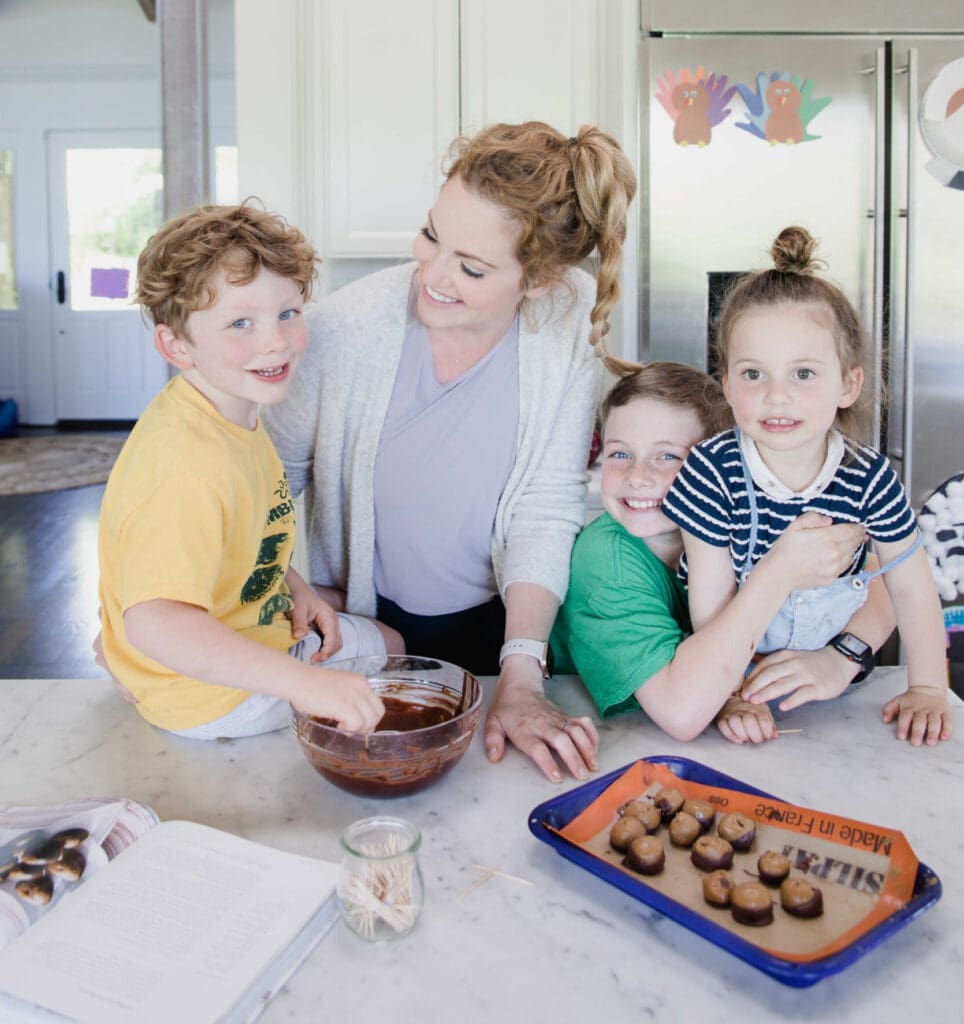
0, 150, 15, 310
64, 147, 162, 311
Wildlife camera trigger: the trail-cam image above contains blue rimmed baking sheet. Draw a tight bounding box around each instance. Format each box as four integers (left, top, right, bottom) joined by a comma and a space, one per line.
527, 755, 941, 987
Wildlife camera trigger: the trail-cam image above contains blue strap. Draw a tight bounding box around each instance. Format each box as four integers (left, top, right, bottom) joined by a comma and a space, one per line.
862, 528, 922, 579
735, 428, 759, 581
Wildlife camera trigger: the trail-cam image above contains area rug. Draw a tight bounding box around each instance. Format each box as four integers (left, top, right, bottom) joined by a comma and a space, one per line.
0, 433, 128, 495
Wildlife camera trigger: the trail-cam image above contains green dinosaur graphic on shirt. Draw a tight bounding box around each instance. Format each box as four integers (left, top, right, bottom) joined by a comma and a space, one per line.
258, 592, 294, 625
241, 564, 285, 604
243, 477, 296, 624
257, 533, 288, 566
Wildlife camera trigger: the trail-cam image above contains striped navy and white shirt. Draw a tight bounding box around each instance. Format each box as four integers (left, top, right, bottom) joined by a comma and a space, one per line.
661, 429, 918, 584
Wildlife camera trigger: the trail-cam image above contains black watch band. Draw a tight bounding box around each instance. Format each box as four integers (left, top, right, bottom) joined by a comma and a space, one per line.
828, 632, 875, 684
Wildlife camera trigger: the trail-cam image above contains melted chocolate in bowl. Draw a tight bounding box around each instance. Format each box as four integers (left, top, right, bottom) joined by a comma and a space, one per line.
292, 666, 483, 798
314, 696, 455, 733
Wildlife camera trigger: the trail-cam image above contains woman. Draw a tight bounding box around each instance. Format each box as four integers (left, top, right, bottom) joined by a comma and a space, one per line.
265, 121, 637, 782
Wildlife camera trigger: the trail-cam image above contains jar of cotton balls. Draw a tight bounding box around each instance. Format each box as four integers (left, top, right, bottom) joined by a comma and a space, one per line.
338, 817, 424, 941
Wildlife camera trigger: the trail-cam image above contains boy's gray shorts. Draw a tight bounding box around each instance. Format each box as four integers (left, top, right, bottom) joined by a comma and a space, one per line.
168, 613, 386, 740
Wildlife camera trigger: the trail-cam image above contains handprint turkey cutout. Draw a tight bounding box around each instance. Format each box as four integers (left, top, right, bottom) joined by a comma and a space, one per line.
735, 71, 831, 144
655, 66, 737, 147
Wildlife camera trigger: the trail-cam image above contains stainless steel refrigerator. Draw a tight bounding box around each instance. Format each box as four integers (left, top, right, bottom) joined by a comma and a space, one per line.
639, 7, 964, 512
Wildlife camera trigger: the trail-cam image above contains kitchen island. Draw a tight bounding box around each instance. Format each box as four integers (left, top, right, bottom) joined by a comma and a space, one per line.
2, 668, 961, 1022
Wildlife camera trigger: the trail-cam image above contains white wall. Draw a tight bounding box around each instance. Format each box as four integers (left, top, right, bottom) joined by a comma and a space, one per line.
0, 0, 235, 424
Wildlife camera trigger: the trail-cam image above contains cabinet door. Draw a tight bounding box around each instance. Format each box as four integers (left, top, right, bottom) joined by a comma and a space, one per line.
460, 0, 599, 136
320, 0, 459, 256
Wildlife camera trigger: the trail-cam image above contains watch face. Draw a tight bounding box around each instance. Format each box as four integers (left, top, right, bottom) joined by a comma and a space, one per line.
837, 633, 871, 660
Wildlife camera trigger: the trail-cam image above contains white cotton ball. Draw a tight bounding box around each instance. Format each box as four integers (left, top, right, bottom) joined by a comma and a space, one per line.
946, 480, 964, 500
948, 497, 964, 522
927, 491, 948, 513
919, 514, 938, 538
936, 508, 954, 529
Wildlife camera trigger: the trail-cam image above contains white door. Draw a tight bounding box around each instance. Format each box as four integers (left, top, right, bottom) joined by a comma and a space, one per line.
47, 130, 169, 421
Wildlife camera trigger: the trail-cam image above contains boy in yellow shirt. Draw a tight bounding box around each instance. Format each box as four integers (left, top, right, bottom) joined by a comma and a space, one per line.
98, 204, 396, 738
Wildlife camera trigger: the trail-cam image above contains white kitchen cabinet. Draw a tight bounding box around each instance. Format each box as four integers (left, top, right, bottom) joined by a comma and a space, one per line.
459, 0, 600, 137
317, 0, 459, 256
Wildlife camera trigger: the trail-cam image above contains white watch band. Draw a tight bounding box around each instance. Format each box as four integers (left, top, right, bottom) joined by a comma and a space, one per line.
499, 639, 550, 678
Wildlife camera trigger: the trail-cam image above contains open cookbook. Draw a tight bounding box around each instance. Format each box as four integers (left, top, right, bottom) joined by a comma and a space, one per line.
0, 798, 340, 1023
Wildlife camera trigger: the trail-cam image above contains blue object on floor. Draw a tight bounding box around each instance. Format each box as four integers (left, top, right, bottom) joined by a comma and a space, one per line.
0, 398, 18, 438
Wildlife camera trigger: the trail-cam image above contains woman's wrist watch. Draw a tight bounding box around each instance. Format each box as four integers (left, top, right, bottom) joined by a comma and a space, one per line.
827, 632, 875, 683
499, 639, 553, 678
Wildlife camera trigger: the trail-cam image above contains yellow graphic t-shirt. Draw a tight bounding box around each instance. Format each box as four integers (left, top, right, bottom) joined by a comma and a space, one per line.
98, 377, 296, 730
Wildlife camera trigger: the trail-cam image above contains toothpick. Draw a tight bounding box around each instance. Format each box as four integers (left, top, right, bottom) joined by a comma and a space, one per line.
460, 863, 535, 899
776, 728, 803, 734
469, 864, 534, 886
459, 871, 494, 899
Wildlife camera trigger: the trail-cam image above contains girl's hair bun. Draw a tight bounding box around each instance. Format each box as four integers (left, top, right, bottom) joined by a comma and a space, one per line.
770, 225, 822, 275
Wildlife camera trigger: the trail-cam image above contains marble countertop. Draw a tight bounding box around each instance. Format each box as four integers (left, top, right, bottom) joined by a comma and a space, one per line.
2, 668, 962, 1022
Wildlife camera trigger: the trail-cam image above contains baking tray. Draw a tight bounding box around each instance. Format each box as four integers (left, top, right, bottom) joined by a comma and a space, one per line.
528, 755, 941, 987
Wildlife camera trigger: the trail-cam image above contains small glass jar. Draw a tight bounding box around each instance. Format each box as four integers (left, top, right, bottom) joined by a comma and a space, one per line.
338, 816, 424, 941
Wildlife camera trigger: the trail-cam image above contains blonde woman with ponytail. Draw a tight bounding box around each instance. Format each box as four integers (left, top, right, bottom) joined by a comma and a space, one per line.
265, 122, 637, 781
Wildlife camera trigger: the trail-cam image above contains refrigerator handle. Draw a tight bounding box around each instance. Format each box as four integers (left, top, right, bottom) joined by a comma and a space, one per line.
898, 50, 918, 494
870, 46, 887, 450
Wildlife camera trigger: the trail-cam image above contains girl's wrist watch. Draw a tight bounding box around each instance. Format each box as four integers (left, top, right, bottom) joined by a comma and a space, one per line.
499, 639, 553, 678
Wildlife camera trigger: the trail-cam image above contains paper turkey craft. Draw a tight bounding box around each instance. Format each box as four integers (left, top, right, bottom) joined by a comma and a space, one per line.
735, 71, 831, 144
655, 67, 737, 147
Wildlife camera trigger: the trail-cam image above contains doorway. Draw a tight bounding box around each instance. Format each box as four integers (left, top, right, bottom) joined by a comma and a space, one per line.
46, 129, 168, 422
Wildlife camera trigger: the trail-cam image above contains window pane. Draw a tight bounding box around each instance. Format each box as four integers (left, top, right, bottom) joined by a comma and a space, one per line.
215, 145, 239, 205
65, 148, 163, 311
0, 151, 15, 311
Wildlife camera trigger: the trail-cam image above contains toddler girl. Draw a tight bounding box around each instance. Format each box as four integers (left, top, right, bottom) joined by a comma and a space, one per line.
662, 226, 952, 746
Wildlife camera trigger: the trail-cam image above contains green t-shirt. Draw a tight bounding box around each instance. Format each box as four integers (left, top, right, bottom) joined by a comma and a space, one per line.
550, 513, 691, 717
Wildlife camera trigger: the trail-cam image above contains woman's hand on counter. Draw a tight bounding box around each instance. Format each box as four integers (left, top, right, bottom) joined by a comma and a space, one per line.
484, 660, 599, 783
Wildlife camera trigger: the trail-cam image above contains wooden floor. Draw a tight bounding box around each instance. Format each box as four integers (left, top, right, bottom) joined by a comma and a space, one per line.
0, 483, 106, 678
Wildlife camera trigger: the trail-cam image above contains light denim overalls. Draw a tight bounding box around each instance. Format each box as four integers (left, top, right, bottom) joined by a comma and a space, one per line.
734, 431, 922, 655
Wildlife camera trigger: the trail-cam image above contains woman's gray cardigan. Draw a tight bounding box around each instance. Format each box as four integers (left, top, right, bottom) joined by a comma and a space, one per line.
264, 262, 603, 617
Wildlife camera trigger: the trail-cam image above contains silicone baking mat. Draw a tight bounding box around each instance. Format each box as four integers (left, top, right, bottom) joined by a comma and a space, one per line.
528, 756, 941, 987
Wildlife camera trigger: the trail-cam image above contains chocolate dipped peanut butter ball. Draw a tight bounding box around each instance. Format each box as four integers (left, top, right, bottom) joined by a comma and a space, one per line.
15, 874, 53, 906
48, 848, 86, 881
681, 799, 715, 833
731, 881, 774, 925
691, 835, 734, 872
757, 851, 790, 886
624, 835, 665, 875
609, 815, 646, 852
20, 838, 66, 865
620, 800, 662, 834
668, 811, 702, 848
717, 813, 756, 852
50, 827, 89, 849
702, 870, 734, 908
652, 787, 684, 822
780, 877, 824, 918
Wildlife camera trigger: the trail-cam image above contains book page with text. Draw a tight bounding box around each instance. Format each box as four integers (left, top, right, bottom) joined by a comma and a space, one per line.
0, 821, 339, 1024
